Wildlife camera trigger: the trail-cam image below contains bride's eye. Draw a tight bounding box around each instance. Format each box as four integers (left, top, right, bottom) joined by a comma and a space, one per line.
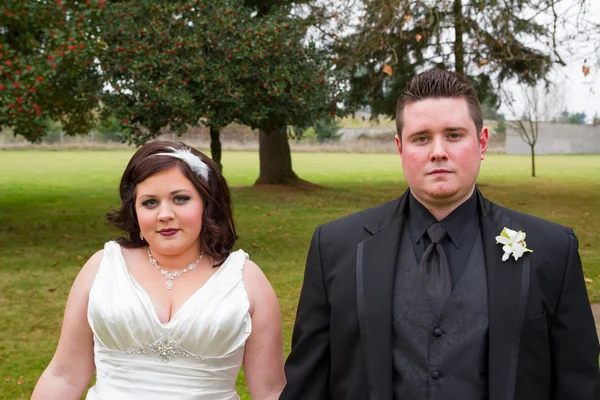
174, 195, 191, 204
141, 199, 158, 207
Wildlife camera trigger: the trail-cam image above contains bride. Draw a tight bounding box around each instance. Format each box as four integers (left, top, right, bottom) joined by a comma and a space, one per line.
32, 141, 285, 399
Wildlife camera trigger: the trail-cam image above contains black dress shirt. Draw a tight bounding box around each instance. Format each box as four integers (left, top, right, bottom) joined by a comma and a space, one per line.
407, 189, 479, 286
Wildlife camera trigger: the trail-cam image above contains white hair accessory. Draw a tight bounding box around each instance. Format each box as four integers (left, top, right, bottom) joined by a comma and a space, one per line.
155, 146, 210, 181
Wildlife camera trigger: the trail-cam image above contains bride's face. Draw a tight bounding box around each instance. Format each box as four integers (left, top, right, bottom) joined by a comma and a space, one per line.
135, 166, 204, 258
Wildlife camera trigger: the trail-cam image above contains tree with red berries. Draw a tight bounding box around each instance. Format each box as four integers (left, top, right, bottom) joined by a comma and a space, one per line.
0, 0, 105, 141
98, 0, 343, 184
2, 0, 344, 185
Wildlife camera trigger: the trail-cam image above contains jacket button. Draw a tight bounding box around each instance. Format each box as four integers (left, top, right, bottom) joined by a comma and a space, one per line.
433, 328, 442, 337
431, 371, 440, 380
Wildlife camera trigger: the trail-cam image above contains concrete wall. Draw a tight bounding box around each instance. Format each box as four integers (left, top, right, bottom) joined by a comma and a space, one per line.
506, 122, 600, 154
338, 127, 396, 141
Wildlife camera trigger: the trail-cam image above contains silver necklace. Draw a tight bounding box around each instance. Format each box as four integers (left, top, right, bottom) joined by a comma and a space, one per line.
147, 248, 203, 290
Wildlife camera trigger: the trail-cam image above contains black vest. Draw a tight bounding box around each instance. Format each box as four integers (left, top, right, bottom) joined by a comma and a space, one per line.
392, 222, 489, 400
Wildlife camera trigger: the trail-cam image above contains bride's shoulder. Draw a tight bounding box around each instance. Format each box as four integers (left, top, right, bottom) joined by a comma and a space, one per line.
240, 254, 278, 314
65, 246, 106, 299
80, 247, 106, 277
231, 249, 258, 277
79, 240, 128, 280
241, 256, 261, 277
101, 240, 146, 261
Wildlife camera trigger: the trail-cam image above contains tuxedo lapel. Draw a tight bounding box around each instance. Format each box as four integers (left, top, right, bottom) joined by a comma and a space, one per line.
355, 189, 531, 400
478, 191, 531, 400
356, 192, 408, 400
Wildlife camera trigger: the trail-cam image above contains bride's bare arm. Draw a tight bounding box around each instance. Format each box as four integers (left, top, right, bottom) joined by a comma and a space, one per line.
242, 259, 286, 400
31, 250, 103, 400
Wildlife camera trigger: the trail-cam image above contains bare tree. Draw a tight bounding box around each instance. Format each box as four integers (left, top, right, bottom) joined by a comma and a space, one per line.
502, 83, 563, 177
501, 83, 566, 177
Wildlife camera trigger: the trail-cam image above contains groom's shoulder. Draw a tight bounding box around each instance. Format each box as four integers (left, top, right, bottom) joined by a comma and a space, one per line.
318, 198, 400, 237
490, 201, 579, 271
486, 198, 573, 240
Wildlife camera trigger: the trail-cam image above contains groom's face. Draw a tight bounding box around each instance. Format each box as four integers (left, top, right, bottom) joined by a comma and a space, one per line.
395, 97, 488, 209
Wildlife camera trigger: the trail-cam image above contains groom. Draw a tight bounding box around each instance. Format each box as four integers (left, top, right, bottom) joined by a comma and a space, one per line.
281, 69, 600, 400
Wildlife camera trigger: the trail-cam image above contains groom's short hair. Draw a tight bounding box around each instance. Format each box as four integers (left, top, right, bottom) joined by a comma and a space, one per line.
396, 69, 483, 139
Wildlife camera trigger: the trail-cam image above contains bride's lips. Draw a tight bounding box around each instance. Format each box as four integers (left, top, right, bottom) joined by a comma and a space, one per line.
159, 228, 179, 237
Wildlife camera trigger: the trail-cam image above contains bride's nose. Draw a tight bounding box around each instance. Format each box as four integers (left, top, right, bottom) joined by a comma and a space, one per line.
157, 204, 175, 221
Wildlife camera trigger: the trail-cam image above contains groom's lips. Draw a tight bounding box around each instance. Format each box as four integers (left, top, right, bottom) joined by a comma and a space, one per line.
428, 169, 452, 175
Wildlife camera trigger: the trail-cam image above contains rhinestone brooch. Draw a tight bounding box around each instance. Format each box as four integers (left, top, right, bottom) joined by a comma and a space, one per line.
124, 336, 207, 362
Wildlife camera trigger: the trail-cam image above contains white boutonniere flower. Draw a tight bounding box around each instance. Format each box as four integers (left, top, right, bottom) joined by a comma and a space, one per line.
495, 227, 533, 262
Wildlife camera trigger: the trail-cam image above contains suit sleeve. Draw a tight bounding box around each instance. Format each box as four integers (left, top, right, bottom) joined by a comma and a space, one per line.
280, 226, 331, 400
550, 229, 600, 399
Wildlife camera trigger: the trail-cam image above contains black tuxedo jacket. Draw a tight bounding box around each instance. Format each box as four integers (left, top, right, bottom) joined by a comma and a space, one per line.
281, 189, 600, 400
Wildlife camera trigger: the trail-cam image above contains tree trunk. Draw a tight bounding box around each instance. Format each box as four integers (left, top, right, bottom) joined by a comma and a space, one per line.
453, 0, 465, 77
209, 126, 223, 172
255, 120, 300, 185
530, 144, 536, 177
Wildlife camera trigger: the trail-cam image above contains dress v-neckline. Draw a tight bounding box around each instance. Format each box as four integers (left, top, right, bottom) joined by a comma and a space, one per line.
116, 244, 228, 327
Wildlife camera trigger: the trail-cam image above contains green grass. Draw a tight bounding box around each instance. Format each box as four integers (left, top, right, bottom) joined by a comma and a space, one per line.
337, 115, 397, 129
1, 151, 599, 399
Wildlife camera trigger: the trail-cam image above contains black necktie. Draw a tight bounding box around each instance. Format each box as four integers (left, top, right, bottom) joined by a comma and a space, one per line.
419, 222, 452, 312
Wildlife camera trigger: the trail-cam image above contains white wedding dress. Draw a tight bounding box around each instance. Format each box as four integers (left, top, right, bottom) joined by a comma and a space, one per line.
86, 241, 252, 400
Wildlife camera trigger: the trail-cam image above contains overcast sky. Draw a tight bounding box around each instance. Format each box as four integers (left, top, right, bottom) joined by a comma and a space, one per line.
323, 0, 600, 122
499, 0, 599, 122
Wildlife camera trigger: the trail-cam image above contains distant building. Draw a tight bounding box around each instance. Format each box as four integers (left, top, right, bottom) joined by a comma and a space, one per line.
505, 122, 600, 154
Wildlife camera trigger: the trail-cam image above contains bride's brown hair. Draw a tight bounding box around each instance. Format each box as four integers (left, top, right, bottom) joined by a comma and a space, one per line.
106, 140, 237, 266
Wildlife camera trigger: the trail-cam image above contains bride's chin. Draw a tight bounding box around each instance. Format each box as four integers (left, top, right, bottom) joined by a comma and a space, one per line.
148, 243, 185, 257
149, 237, 202, 259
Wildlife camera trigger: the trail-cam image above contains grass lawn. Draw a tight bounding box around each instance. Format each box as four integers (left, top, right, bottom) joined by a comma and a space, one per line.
1, 150, 599, 399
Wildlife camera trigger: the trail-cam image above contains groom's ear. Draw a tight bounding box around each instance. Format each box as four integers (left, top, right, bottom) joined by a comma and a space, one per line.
395, 134, 403, 157
478, 127, 489, 160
